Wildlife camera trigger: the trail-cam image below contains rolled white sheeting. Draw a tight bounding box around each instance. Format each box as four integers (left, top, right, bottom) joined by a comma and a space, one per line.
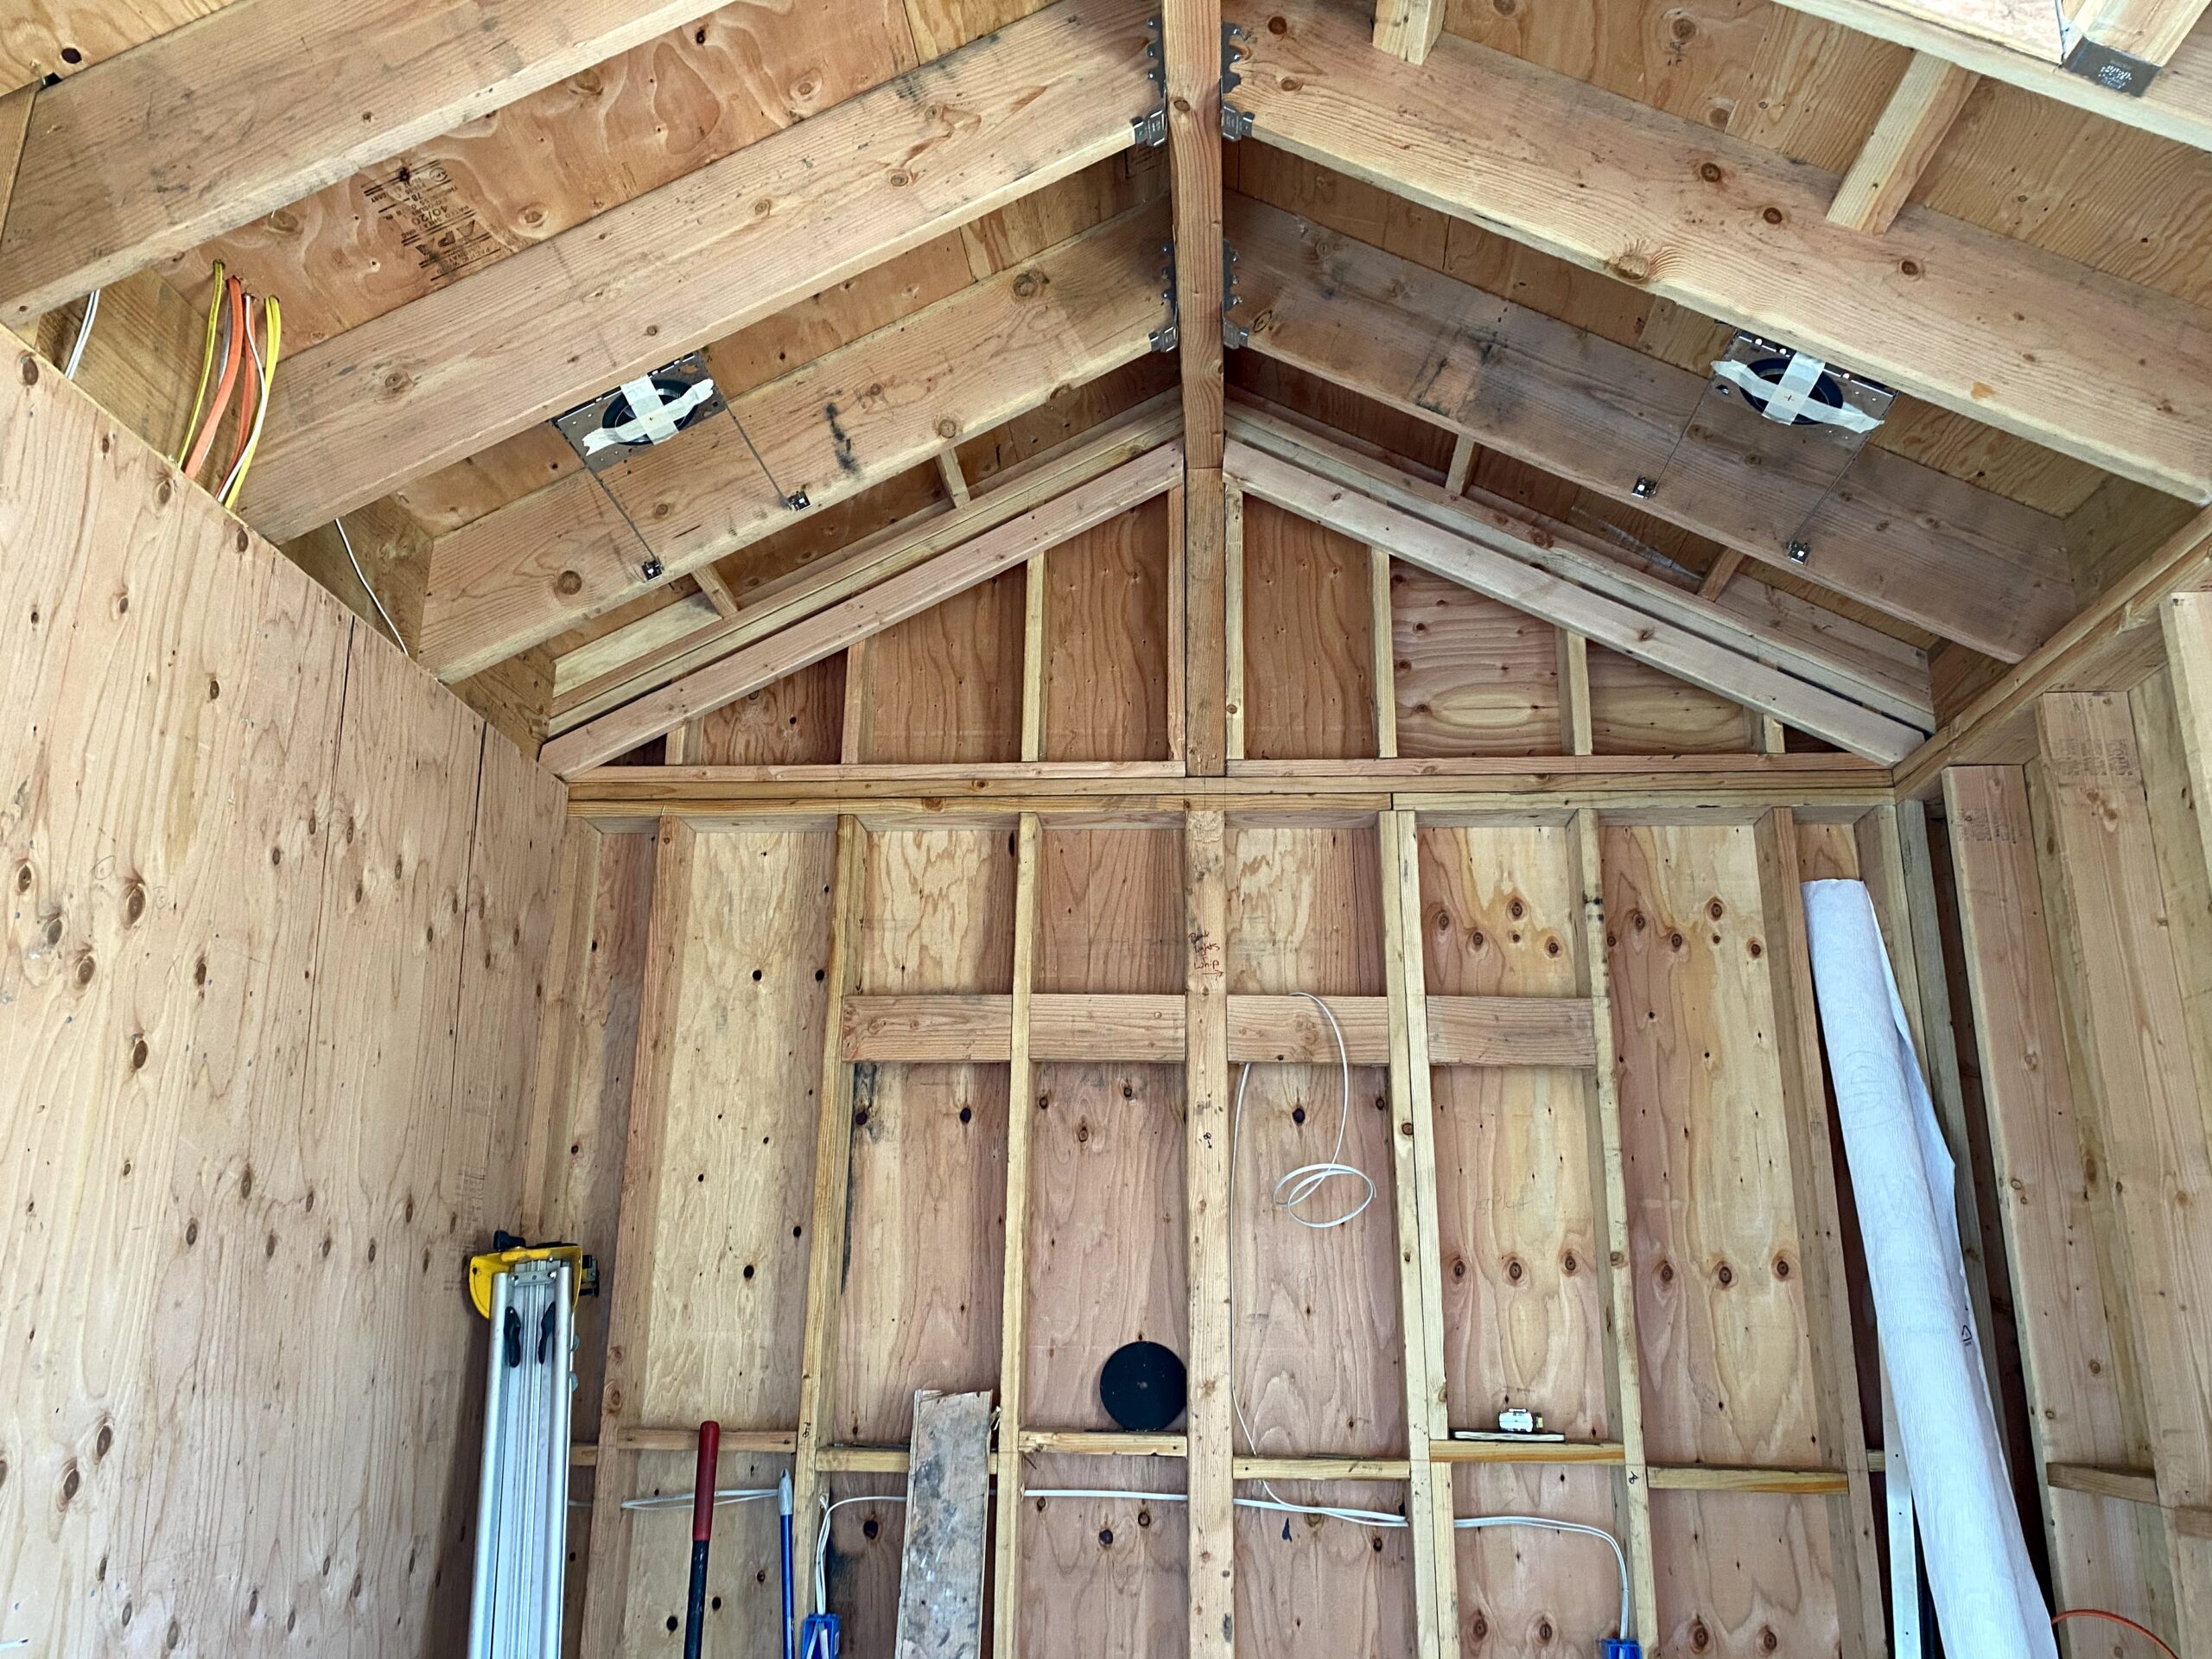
1802, 878, 2056, 1659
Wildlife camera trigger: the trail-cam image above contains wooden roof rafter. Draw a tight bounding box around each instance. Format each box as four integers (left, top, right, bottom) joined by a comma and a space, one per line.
414, 199, 1175, 682
1225, 194, 2075, 663
232, 0, 1163, 545
1226, 0, 2212, 501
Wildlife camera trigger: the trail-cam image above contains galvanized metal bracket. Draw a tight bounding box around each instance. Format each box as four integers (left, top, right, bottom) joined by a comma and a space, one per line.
1222, 239, 1249, 350
1150, 241, 1179, 354
2061, 33, 2158, 94
1133, 16, 1169, 145
1221, 22, 1255, 140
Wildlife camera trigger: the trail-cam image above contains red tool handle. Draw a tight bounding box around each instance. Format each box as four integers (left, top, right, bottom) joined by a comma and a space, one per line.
691, 1421, 721, 1543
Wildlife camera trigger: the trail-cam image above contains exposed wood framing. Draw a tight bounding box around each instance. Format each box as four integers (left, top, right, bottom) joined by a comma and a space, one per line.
421, 203, 1171, 682
540, 442, 1181, 774
239, 0, 1158, 543
1228, 195, 2073, 661
1228, 404, 1935, 731
1165, 0, 1224, 467
550, 397, 1181, 734
1184, 809, 1235, 1659
2069, 0, 2212, 67
1223, 0, 2212, 500
1765, 0, 2212, 150
1897, 504, 2212, 792
1370, 0, 1446, 64
1225, 438, 1926, 761
0, 0, 730, 321
1186, 471, 1231, 775
1826, 54, 1980, 237
1756, 809, 1888, 1657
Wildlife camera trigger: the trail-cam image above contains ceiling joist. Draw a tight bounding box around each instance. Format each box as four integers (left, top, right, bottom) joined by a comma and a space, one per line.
1227, 437, 1925, 762
0, 0, 733, 321
1225, 0, 2212, 501
1227, 194, 2073, 663
540, 440, 1185, 774
238, 0, 1158, 545
418, 200, 1173, 681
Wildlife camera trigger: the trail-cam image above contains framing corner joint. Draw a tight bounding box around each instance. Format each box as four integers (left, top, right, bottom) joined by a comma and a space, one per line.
1221, 21, 1255, 139
2060, 33, 2158, 93
1151, 239, 1180, 354
1134, 14, 1168, 145
1222, 240, 1249, 351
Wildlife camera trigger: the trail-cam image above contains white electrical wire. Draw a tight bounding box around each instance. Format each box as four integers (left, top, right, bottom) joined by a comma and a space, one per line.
62, 287, 99, 379
216, 313, 264, 504
334, 516, 408, 651
1454, 1514, 1631, 1642
619, 1485, 780, 1513
815, 1492, 908, 1616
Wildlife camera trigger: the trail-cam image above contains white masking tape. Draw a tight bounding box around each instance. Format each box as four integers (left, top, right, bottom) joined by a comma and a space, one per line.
581, 375, 721, 454
1711, 353, 1882, 433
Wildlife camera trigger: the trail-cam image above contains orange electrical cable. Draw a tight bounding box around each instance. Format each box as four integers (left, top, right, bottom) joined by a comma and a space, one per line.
181, 275, 246, 483
2053, 1608, 2182, 1659
229, 294, 259, 482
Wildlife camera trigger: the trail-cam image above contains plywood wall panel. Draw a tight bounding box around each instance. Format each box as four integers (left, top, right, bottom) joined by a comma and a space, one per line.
1588, 645, 1752, 755
1225, 825, 1403, 1457
1391, 567, 1561, 759
616, 1448, 794, 1658
1603, 823, 1822, 1471
1233, 1481, 1416, 1656
1041, 497, 1172, 762
1449, 1463, 1623, 1652
1016, 1452, 1189, 1657
1240, 498, 1377, 762
852, 569, 1026, 765
1023, 1062, 1187, 1427
1037, 827, 1184, 995
0, 350, 565, 1655
1649, 1491, 1841, 1659
1419, 824, 1607, 1437
696, 655, 846, 766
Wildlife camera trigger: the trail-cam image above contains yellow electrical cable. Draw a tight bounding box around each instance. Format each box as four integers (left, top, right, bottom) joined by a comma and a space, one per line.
221, 296, 281, 509
175, 259, 226, 467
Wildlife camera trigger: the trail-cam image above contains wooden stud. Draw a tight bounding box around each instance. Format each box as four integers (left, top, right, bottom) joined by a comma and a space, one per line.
1567, 810, 1659, 1649
791, 817, 868, 1621
578, 817, 698, 1659
518, 821, 605, 1237
1370, 548, 1399, 760
1696, 550, 1746, 601
1826, 54, 1980, 237
1372, 0, 1446, 63
1164, 0, 1224, 469
1185, 472, 1230, 776
1167, 482, 1189, 764
1557, 631, 1593, 758
1223, 0, 2212, 499
990, 812, 1044, 1656
1755, 808, 1890, 1659
1022, 556, 1049, 764
1184, 810, 1235, 1659
1224, 478, 1248, 765
1441, 433, 1475, 499
1381, 810, 1459, 1659
2158, 591, 2212, 885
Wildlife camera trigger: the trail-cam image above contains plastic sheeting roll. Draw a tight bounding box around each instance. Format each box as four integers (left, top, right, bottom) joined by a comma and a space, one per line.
1802, 879, 2056, 1659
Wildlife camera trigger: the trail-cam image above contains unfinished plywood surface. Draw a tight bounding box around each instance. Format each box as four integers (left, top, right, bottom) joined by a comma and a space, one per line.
626, 830, 833, 1429
1240, 497, 1378, 761
1036, 827, 1185, 995
1604, 823, 1821, 1468
1041, 496, 1173, 762
0, 352, 565, 1654
1226, 824, 1404, 1456
1588, 645, 1755, 756
1648, 1490, 1841, 1658
852, 571, 1027, 766
616, 1448, 795, 1656
1418, 823, 1607, 1437
1233, 1480, 1416, 1655
696, 655, 847, 766
822, 1473, 912, 1652
1391, 566, 1562, 758
1024, 1062, 1188, 1426
1016, 1453, 1190, 1657
1450, 1463, 1624, 1652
